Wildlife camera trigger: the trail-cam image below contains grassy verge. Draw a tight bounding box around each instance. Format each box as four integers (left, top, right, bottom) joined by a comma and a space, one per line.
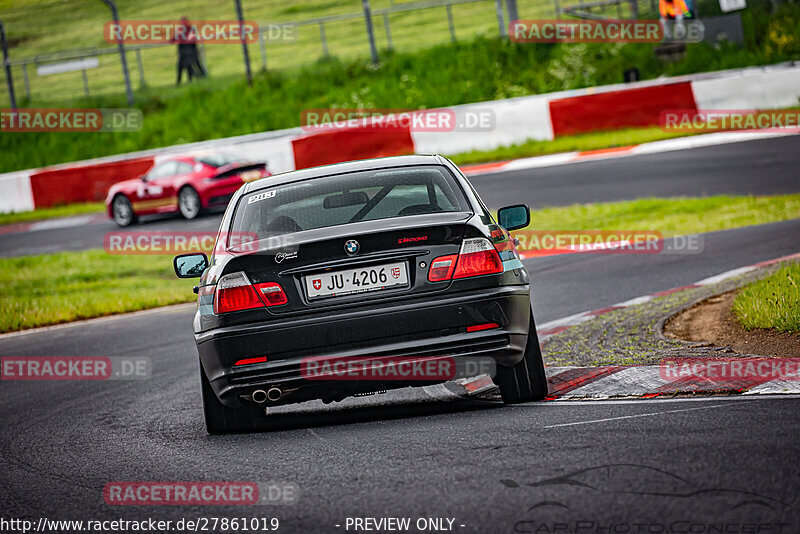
0, 203, 105, 226
2, 193, 799, 333
450, 126, 704, 166
2, 1, 798, 173
525, 194, 800, 236
0, 250, 195, 333
1, 0, 555, 103
732, 262, 800, 332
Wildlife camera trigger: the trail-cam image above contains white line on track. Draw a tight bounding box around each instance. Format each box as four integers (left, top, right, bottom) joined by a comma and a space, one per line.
0, 303, 194, 339
541, 394, 800, 405
542, 402, 739, 428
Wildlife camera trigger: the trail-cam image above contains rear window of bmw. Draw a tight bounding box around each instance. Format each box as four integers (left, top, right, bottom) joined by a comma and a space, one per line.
229, 165, 470, 245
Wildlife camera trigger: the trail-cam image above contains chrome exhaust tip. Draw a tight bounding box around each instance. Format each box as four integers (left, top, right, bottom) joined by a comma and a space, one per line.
266, 387, 282, 402
252, 389, 268, 404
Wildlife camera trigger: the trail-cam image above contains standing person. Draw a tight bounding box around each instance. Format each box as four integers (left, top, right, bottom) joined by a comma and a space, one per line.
660, 0, 690, 20
173, 17, 203, 85
660, 0, 690, 41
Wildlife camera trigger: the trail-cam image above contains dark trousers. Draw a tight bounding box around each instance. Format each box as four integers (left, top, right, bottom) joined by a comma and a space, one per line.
177, 57, 195, 85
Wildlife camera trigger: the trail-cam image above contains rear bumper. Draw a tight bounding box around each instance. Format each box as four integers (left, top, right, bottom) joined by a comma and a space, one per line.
199, 181, 242, 208
195, 285, 531, 407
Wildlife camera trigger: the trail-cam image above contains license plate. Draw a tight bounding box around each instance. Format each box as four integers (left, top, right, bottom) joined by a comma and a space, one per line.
304, 262, 409, 300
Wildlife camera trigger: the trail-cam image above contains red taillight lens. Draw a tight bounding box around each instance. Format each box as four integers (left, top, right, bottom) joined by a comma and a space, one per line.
213, 272, 264, 314
467, 322, 500, 332
453, 238, 504, 279
428, 254, 458, 282
213, 273, 288, 313
255, 282, 288, 307
235, 356, 268, 366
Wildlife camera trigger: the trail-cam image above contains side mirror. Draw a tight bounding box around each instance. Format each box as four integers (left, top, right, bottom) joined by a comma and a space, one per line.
173, 252, 209, 278
497, 204, 530, 231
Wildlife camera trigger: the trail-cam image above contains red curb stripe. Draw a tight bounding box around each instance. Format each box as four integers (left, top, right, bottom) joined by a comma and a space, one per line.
460, 160, 511, 175
538, 325, 573, 337
547, 366, 626, 398
588, 306, 624, 317
0, 222, 33, 235
463, 375, 495, 393
656, 375, 773, 394
572, 145, 637, 159
651, 284, 700, 297
753, 251, 800, 268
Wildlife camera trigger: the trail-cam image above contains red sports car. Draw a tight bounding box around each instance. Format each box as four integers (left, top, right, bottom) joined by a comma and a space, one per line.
105, 152, 270, 226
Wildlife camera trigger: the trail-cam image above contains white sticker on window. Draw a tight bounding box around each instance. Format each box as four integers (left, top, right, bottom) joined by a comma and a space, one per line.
248, 190, 276, 204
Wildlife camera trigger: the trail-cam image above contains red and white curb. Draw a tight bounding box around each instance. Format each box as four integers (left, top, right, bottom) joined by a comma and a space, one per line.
458, 251, 800, 400
0, 213, 107, 236
461, 129, 800, 177
535, 251, 800, 341
456, 362, 800, 401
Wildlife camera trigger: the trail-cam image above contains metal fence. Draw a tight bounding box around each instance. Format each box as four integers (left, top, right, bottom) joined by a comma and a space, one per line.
0, 0, 710, 107
0, 0, 559, 106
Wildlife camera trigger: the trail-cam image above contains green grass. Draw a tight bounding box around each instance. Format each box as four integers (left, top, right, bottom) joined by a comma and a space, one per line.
0, 202, 105, 225
525, 194, 800, 236
450, 126, 703, 165
0, 0, 558, 104
0, 250, 195, 333
732, 262, 800, 332
1, 1, 798, 173
2, 193, 799, 333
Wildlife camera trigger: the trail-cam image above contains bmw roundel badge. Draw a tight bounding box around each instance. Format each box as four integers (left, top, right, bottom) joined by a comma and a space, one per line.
344, 239, 360, 255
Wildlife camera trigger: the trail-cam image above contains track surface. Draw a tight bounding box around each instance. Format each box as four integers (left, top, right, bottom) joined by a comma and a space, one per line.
1, 135, 798, 257
1, 136, 799, 531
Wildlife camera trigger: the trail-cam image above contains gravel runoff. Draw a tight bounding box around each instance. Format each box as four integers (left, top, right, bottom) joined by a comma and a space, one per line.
540, 264, 787, 367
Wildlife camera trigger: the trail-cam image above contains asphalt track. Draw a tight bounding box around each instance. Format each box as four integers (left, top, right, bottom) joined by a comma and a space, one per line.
1, 135, 799, 531
1, 134, 799, 257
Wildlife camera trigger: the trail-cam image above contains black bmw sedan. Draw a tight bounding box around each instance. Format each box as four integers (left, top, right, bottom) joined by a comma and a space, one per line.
174, 155, 547, 433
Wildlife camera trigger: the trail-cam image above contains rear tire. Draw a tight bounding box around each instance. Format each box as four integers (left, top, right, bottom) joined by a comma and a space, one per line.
178, 186, 202, 220
200, 364, 261, 434
111, 194, 136, 227
494, 311, 548, 403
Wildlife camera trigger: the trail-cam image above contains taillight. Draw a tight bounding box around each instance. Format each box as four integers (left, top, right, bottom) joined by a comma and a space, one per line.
255, 282, 288, 306
427, 238, 504, 282
467, 322, 500, 332
235, 356, 268, 366
428, 254, 457, 282
453, 238, 504, 279
213, 272, 288, 314
213, 272, 263, 314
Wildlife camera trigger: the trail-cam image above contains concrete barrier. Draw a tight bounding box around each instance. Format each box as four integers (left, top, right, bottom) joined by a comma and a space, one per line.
292, 127, 414, 169
0, 171, 35, 213
2, 62, 798, 214
692, 65, 800, 110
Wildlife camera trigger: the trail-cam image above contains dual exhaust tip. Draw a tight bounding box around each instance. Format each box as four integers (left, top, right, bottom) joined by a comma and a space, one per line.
252, 387, 282, 404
